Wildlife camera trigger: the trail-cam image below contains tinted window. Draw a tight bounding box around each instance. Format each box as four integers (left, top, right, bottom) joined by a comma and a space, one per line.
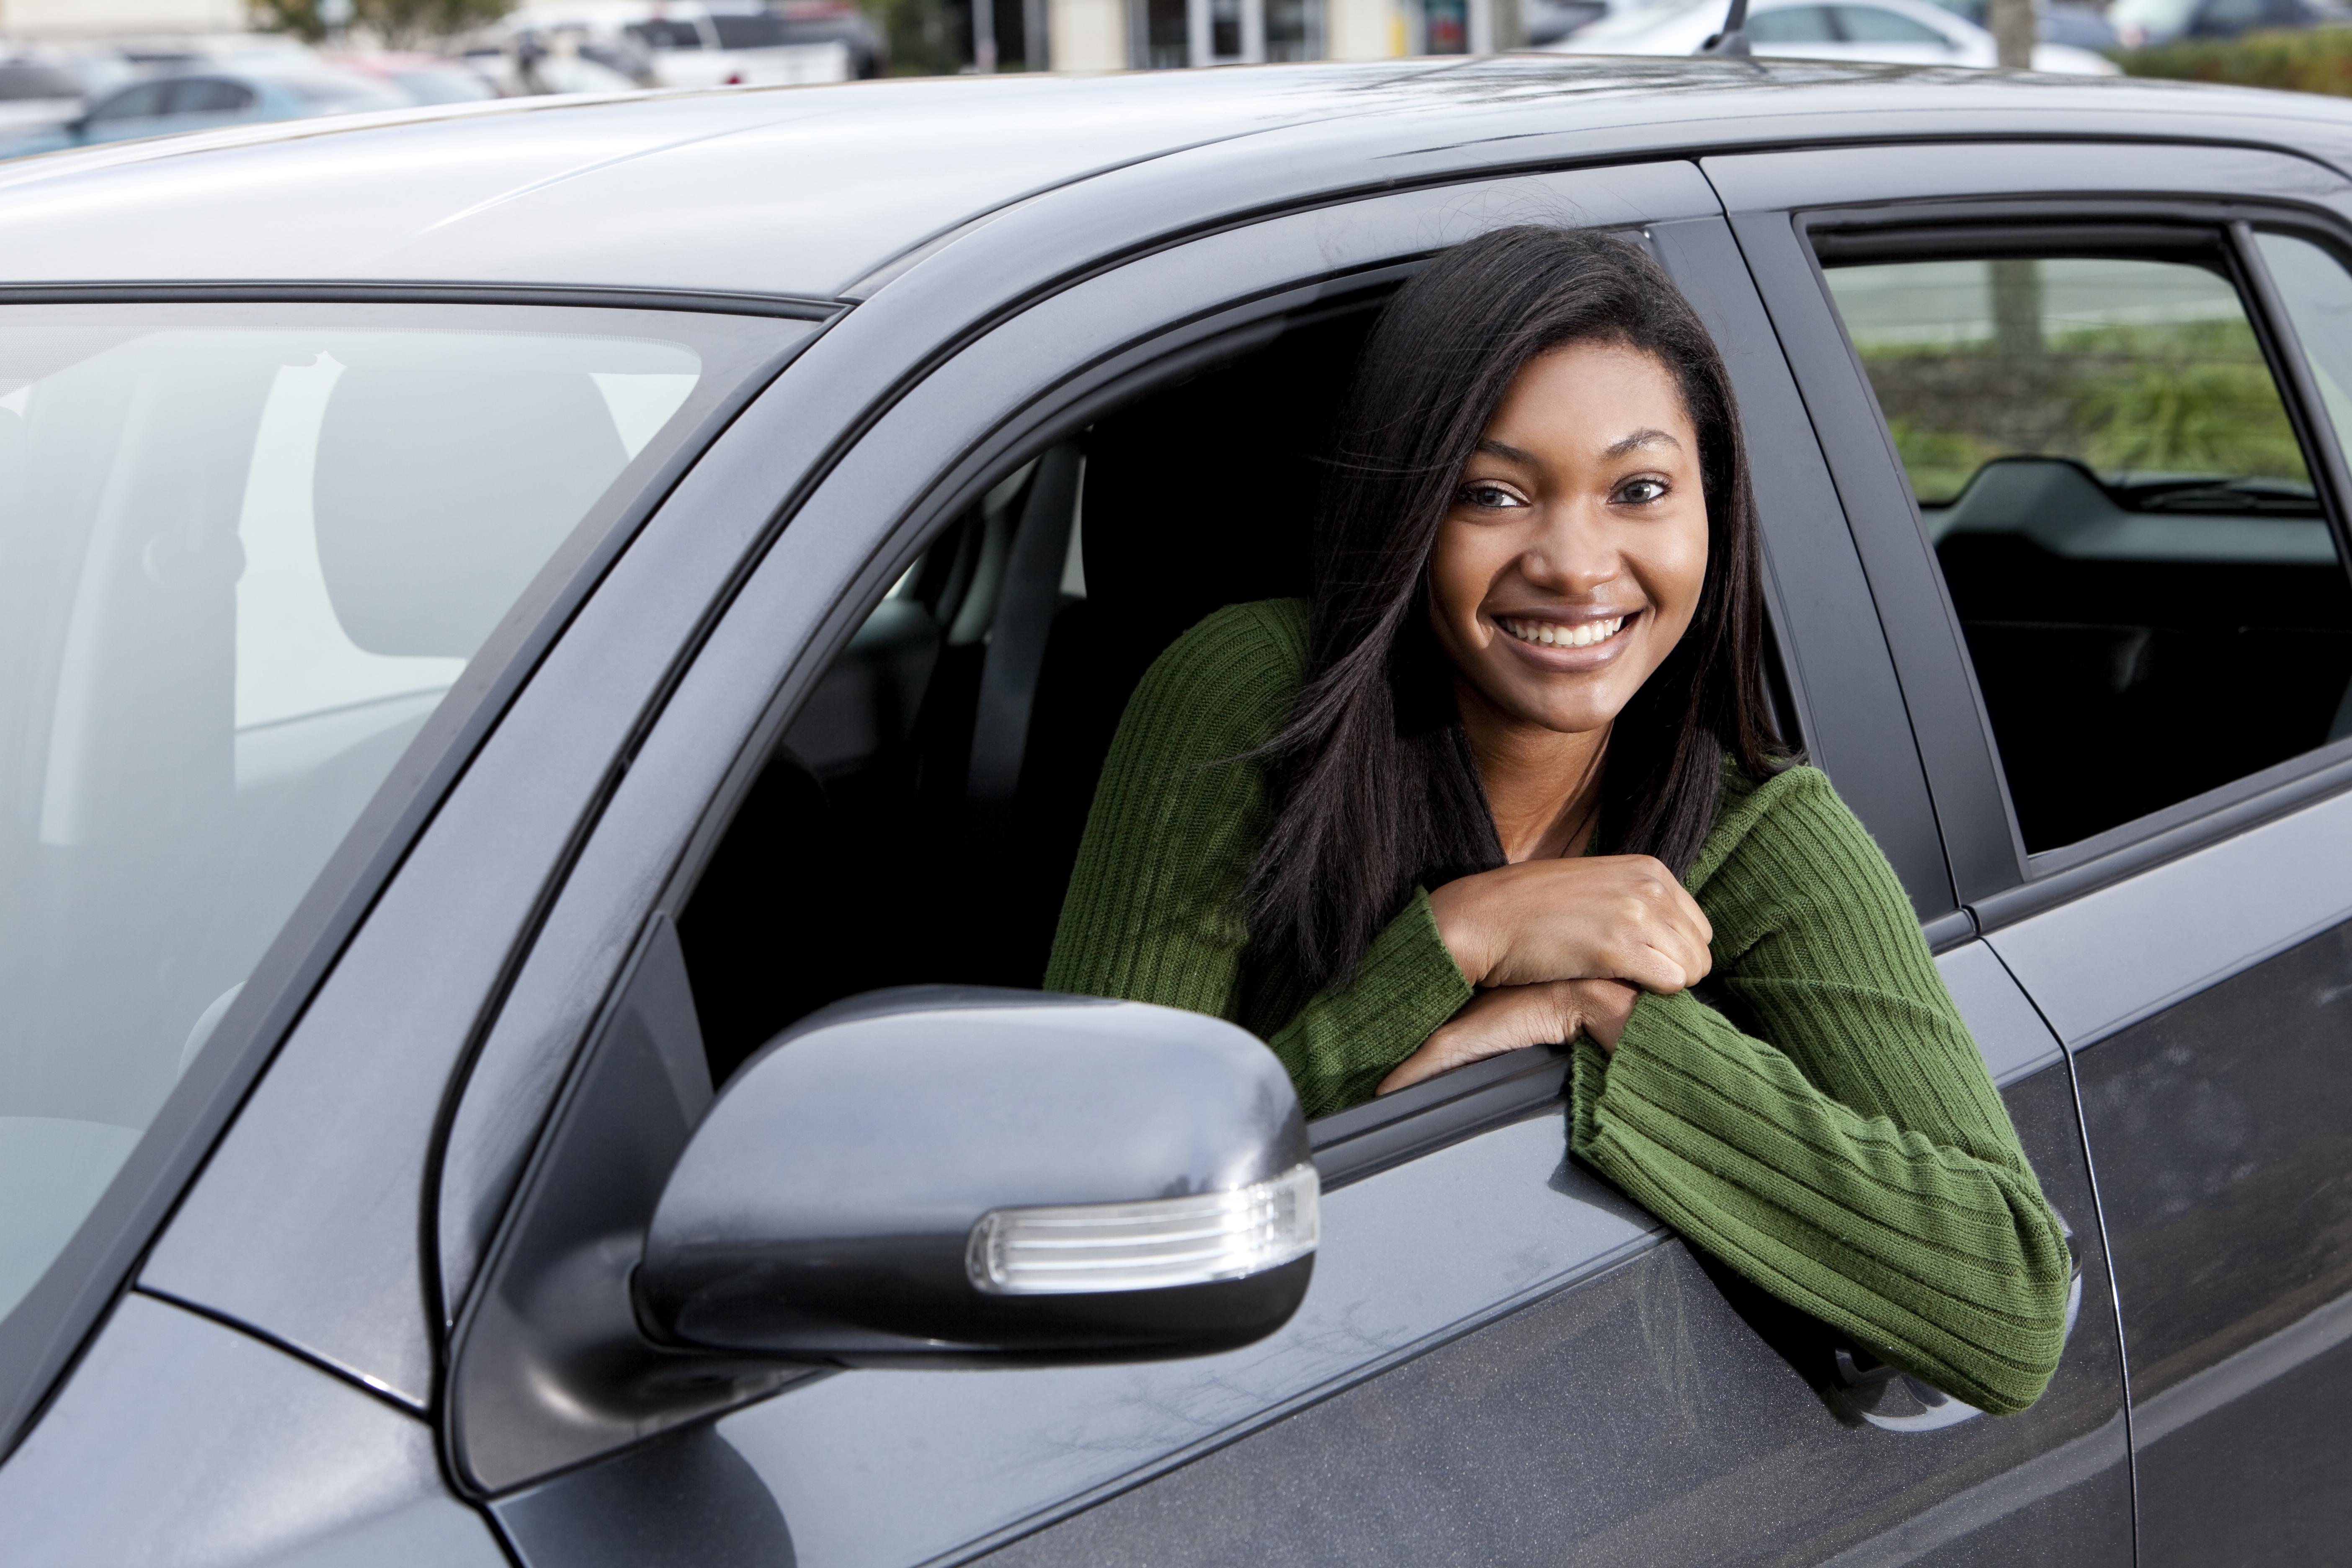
1748, 5, 1841, 39
0, 63, 80, 101
162, 77, 255, 114
710, 13, 794, 47
1824, 250, 2351, 852
0, 309, 715, 1321
1833, 4, 1951, 40
87, 81, 168, 121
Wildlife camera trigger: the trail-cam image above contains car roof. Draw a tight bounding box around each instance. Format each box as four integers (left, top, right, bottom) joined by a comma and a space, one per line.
2, 56, 2348, 302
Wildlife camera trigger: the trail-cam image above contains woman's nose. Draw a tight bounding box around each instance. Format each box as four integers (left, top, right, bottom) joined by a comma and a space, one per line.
1517, 509, 1619, 594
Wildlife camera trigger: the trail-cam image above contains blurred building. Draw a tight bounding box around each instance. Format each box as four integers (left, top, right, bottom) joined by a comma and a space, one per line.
0, 0, 250, 37
1044, 0, 1513, 70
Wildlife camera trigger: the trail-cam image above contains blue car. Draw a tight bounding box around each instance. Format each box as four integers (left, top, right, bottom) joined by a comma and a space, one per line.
0, 67, 409, 159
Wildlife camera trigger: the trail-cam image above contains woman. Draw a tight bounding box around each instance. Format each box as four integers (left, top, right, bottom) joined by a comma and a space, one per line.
1044, 226, 2070, 1416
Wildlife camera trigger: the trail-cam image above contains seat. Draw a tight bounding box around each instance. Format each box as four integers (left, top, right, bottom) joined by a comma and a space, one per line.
984, 342, 1346, 987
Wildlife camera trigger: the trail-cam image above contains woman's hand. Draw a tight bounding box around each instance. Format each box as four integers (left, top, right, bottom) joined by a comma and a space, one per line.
1377, 977, 1640, 1096
1429, 855, 1713, 993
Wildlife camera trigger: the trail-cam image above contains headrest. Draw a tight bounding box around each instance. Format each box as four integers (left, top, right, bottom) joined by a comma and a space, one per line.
313, 365, 628, 658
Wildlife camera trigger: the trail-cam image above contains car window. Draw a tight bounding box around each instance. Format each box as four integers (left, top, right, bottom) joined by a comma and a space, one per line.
0, 308, 714, 1323
0, 62, 80, 101
2201, 0, 2264, 25
1822, 249, 2351, 854
679, 312, 1349, 1083
162, 78, 254, 115
1749, 5, 1842, 40
627, 18, 707, 47
87, 80, 167, 121
710, 13, 794, 47
1833, 4, 1952, 41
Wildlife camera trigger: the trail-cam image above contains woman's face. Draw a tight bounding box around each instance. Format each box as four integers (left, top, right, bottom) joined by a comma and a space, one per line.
1427, 339, 1710, 741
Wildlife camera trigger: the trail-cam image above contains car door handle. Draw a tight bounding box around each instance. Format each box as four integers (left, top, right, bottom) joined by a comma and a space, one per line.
1832, 1210, 2084, 1433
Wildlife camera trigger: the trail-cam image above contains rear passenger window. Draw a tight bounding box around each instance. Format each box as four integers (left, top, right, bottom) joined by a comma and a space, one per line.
1822, 245, 2352, 853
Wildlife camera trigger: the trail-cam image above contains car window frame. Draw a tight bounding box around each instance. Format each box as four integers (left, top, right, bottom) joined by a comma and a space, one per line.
1706, 139, 2352, 934
1795, 198, 2352, 912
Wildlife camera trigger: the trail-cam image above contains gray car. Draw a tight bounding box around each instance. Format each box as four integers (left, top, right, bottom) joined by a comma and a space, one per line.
0, 65, 411, 159
1, 55, 2348, 1568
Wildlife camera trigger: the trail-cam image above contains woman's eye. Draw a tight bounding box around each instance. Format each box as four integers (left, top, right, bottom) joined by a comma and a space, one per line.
1459, 482, 1527, 510
1614, 476, 1669, 505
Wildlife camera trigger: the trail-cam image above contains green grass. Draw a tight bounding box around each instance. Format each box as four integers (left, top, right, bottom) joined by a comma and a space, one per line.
1856, 317, 2309, 503
2115, 27, 2352, 97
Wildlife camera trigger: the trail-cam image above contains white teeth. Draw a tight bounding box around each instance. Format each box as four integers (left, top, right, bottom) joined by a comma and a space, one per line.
1504, 616, 1625, 650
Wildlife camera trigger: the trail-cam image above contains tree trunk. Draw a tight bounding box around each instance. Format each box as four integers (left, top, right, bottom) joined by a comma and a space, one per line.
1988, 0, 2035, 68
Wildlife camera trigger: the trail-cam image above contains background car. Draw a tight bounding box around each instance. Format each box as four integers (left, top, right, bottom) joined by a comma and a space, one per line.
0, 67, 411, 159
503, 1, 861, 87
1548, 0, 2121, 67
0, 59, 83, 142
2110, 0, 2331, 44
1522, 0, 1615, 41
0, 55, 2346, 1568
323, 51, 501, 105
1923, 0, 2122, 50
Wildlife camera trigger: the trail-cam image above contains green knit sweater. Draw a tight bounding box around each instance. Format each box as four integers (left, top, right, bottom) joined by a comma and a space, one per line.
1044, 598, 2072, 1415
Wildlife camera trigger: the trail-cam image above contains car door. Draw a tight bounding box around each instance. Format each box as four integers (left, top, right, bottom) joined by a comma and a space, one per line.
434, 157, 2127, 1568
1722, 137, 2352, 1566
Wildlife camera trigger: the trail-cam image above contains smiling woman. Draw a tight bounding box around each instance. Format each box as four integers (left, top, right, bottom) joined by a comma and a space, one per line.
1044, 227, 2074, 1417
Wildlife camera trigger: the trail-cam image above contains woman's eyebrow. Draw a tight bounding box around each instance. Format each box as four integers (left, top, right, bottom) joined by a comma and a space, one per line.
1605, 428, 1681, 458
1474, 438, 1538, 464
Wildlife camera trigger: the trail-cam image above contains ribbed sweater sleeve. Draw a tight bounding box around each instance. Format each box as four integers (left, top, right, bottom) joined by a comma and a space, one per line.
1043, 601, 1473, 1116
1570, 765, 2072, 1415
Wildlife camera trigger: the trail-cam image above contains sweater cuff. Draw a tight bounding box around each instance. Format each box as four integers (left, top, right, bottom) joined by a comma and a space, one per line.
1568, 987, 1713, 1167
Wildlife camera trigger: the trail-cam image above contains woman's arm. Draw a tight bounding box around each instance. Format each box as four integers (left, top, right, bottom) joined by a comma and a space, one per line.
1044, 602, 1476, 1117
1572, 768, 2072, 1416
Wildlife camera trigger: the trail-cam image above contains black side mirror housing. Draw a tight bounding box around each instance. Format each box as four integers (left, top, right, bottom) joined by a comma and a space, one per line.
638, 988, 1316, 1364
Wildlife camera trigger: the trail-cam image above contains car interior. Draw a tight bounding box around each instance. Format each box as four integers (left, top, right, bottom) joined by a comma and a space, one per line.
678, 307, 1367, 1085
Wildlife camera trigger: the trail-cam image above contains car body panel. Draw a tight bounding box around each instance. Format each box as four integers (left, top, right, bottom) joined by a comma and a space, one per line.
0, 1292, 505, 1565
980, 1070, 2121, 1568
2, 63, 2352, 301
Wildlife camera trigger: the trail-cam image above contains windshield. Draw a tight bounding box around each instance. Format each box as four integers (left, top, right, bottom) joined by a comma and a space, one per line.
0, 306, 742, 1322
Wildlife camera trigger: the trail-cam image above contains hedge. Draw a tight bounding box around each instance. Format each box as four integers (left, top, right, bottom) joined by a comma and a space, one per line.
2115, 27, 2352, 95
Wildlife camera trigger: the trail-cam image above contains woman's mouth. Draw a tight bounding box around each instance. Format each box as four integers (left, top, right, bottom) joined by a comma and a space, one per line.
1497, 614, 1632, 650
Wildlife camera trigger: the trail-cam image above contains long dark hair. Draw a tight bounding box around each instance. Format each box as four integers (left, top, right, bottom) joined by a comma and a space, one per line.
1243, 225, 1789, 995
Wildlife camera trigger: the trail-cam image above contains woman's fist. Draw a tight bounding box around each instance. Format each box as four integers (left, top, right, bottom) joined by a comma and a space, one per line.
1429, 854, 1712, 994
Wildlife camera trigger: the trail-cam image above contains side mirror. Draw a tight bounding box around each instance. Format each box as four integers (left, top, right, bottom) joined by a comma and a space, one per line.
638, 987, 1317, 1364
